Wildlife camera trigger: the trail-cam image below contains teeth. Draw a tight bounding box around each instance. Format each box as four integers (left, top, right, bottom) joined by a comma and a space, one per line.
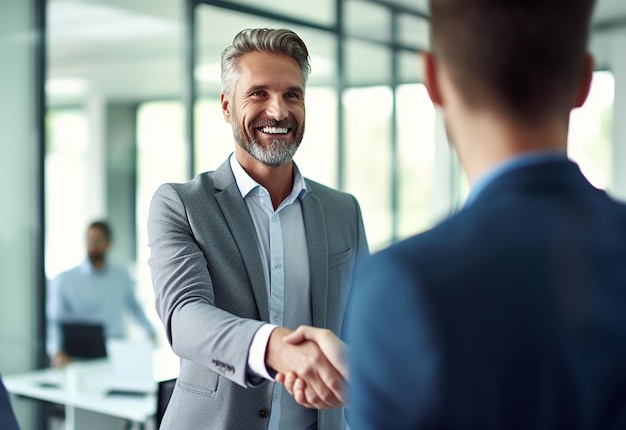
260, 126, 288, 134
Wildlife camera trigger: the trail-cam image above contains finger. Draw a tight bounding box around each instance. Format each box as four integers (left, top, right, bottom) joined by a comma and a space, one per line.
302, 384, 322, 409
299, 363, 344, 409
282, 376, 318, 410
292, 378, 309, 406
295, 362, 335, 408
314, 359, 347, 407
283, 372, 298, 396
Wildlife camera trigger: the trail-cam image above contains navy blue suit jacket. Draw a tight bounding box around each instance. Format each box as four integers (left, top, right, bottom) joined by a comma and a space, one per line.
0, 375, 19, 430
346, 159, 626, 429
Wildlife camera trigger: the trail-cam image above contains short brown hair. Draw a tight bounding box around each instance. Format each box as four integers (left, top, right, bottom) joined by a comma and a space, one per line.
429, 0, 595, 121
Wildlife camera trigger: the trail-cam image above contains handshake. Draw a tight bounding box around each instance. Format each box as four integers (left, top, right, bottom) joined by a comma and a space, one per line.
266, 326, 348, 410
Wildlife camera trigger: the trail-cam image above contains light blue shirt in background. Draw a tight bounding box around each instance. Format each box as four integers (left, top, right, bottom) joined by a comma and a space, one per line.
47, 259, 156, 357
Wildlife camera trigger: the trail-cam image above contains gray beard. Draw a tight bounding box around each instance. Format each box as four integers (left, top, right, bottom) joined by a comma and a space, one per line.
245, 137, 298, 167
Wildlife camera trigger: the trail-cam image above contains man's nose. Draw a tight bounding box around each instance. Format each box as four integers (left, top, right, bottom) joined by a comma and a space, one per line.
265, 95, 288, 120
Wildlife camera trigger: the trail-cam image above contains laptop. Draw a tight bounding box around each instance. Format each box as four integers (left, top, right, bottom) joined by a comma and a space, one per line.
104, 339, 156, 395
61, 322, 107, 359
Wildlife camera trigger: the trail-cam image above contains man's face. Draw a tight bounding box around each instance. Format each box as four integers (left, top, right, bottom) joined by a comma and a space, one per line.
222, 51, 306, 167
86, 227, 109, 265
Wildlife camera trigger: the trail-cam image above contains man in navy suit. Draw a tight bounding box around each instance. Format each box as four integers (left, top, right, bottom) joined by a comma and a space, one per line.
345, 0, 626, 429
0, 375, 19, 430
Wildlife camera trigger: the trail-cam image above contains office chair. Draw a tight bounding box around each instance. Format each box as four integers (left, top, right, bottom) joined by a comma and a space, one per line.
156, 378, 177, 428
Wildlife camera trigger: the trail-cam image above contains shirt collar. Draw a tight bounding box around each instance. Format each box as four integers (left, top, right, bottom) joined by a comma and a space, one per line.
80, 259, 107, 275
229, 153, 308, 202
464, 150, 569, 207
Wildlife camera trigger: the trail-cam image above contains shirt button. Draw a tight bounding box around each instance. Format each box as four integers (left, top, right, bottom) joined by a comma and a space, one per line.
259, 409, 269, 419
272, 315, 279, 323
273, 394, 278, 401
271, 215, 277, 222
274, 262, 282, 270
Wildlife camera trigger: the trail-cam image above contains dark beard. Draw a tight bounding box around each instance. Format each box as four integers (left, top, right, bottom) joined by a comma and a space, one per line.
88, 252, 105, 267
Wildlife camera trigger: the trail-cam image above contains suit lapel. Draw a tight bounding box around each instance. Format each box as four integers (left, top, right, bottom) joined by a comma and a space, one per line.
301, 187, 328, 327
214, 160, 269, 322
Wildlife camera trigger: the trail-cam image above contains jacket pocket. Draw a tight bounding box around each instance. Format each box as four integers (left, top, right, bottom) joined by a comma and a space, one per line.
328, 248, 352, 269
177, 363, 219, 398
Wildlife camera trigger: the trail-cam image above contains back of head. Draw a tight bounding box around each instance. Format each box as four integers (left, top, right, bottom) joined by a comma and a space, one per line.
429, 0, 596, 122
220, 28, 311, 98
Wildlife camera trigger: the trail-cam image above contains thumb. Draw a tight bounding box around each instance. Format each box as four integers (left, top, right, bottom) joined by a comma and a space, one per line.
282, 328, 306, 345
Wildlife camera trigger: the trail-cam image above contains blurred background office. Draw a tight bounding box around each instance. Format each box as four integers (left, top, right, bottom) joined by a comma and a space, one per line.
1, 0, 626, 428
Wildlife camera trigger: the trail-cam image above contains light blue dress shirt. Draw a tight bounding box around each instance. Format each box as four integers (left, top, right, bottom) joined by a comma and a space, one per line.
47, 260, 156, 357
230, 154, 317, 430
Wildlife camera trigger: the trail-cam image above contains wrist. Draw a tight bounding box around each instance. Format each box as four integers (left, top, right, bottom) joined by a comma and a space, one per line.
265, 326, 292, 373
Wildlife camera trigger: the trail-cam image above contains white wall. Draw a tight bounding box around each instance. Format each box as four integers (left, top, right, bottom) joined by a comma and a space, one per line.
0, 1, 40, 428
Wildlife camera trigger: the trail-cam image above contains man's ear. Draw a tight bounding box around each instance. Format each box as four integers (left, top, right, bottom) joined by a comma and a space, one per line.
573, 52, 594, 108
221, 92, 232, 123
423, 51, 444, 107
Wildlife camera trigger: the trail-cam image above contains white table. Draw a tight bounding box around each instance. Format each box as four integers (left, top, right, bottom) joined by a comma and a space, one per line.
4, 348, 179, 430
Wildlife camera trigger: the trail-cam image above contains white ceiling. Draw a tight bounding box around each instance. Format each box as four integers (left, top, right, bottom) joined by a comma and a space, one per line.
47, 0, 626, 105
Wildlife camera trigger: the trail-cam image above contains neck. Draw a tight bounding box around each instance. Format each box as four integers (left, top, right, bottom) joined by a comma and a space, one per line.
90, 259, 106, 270
235, 147, 294, 210
449, 111, 569, 185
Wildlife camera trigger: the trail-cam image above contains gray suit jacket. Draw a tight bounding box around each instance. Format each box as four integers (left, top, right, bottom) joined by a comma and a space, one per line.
148, 158, 368, 429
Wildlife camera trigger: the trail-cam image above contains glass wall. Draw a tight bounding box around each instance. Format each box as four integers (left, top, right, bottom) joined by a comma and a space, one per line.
45, 0, 186, 349
568, 70, 614, 190
136, 102, 188, 332
396, 81, 436, 240
343, 42, 394, 249
45, 109, 91, 278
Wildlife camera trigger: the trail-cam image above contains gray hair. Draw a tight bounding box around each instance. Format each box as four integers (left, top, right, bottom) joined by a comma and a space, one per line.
220, 28, 311, 97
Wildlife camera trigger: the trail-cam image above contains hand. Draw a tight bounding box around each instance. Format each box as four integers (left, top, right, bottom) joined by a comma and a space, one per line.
51, 352, 73, 368
276, 326, 350, 406
266, 327, 346, 409
276, 371, 307, 403
283, 326, 349, 381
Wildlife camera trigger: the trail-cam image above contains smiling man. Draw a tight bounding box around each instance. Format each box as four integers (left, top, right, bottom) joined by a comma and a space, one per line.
148, 28, 368, 430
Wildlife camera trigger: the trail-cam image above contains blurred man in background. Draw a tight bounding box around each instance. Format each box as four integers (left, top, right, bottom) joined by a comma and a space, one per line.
47, 220, 156, 367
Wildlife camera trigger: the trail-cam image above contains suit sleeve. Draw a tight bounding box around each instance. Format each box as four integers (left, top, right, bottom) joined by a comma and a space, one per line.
345, 251, 440, 429
147, 183, 265, 387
